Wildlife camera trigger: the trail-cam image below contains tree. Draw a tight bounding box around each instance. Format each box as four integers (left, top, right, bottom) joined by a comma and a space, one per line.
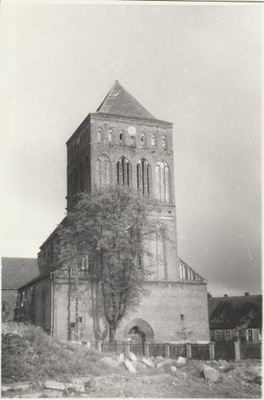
57, 187, 157, 343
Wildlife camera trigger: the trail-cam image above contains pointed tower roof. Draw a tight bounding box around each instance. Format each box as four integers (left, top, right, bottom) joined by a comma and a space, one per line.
96, 81, 157, 121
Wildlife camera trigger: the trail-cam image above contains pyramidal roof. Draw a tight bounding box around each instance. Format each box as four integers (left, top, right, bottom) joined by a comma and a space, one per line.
96, 81, 157, 121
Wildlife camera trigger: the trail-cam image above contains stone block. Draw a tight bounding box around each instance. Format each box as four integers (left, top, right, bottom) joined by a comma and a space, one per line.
176, 356, 187, 365
124, 359, 137, 373
142, 358, 154, 368
44, 381, 65, 391
65, 382, 85, 393
202, 366, 222, 383
170, 366, 177, 374
129, 352, 137, 362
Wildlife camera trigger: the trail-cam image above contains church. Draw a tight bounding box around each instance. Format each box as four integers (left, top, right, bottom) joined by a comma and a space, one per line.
12, 82, 210, 344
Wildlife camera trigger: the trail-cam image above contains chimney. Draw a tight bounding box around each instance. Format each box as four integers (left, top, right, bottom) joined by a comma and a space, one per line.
224, 294, 228, 297
245, 292, 250, 296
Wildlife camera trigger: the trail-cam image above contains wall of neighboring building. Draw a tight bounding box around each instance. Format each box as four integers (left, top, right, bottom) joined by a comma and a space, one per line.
210, 328, 261, 343
116, 281, 210, 343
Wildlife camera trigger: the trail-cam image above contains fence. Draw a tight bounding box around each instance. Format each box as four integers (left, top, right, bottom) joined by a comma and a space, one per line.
101, 341, 262, 361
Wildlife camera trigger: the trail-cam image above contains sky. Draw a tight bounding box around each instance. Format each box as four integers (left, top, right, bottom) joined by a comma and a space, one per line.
1, 1, 262, 297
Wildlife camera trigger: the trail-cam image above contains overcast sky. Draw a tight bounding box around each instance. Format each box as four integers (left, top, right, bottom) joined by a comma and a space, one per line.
1, 1, 262, 297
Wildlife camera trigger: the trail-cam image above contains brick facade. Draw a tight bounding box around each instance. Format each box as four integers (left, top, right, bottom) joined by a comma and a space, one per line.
17, 82, 210, 344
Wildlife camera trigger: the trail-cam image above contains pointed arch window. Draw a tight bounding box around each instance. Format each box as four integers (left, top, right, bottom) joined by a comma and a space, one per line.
162, 136, 167, 149
96, 154, 111, 188
97, 128, 102, 142
117, 156, 131, 186
137, 158, 151, 196
151, 134, 157, 147
155, 223, 167, 280
140, 133, 146, 147
108, 129, 113, 142
156, 161, 170, 203
119, 130, 124, 143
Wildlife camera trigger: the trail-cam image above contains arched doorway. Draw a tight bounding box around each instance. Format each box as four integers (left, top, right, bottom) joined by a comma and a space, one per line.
124, 318, 154, 344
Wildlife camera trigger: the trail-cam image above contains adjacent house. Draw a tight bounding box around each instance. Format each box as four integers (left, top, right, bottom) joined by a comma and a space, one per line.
208, 293, 262, 343
1, 257, 39, 322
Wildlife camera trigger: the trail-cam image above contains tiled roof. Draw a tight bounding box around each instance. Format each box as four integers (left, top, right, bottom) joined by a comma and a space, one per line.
96, 81, 157, 121
1, 257, 40, 290
208, 295, 262, 329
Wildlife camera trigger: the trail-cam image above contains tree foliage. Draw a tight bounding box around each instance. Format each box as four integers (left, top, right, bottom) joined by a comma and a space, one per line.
57, 187, 157, 342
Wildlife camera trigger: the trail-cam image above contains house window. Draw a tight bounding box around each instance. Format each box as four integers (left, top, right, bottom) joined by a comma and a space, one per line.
108, 130, 113, 142
247, 329, 253, 342
151, 134, 157, 147
215, 330, 222, 341
96, 154, 111, 188
156, 161, 170, 203
137, 159, 151, 196
81, 255, 89, 272
225, 330, 231, 341
117, 156, 131, 186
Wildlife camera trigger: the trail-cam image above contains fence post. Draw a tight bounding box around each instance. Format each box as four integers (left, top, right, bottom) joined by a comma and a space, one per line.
186, 343, 192, 359
144, 343, 150, 357
234, 341, 240, 360
165, 344, 170, 358
209, 342, 215, 360
96, 341, 102, 352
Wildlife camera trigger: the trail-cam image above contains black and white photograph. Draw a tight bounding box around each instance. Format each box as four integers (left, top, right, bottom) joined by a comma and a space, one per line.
1, 0, 262, 397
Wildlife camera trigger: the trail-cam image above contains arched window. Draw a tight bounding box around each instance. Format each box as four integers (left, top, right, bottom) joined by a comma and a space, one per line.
96, 154, 111, 188
155, 223, 167, 280
156, 161, 170, 203
79, 163, 84, 192
151, 134, 157, 147
162, 136, 167, 149
108, 129, 113, 142
140, 133, 146, 147
97, 128, 102, 142
119, 130, 124, 143
117, 156, 131, 186
137, 159, 151, 196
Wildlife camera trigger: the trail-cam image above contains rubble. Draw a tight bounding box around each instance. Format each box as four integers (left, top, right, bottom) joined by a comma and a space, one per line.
142, 357, 154, 368
124, 359, 137, 373
202, 366, 222, 383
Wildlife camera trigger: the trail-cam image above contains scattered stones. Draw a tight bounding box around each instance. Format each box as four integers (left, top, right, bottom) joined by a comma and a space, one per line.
156, 356, 164, 362
43, 388, 64, 397
124, 359, 137, 374
176, 356, 187, 366
129, 352, 137, 362
44, 380, 65, 391
142, 357, 154, 368
65, 382, 85, 393
202, 366, 222, 383
247, 366, 262, 377
253, 376, 262, 385
170, 366, 177, 374
101, 356, 118, 368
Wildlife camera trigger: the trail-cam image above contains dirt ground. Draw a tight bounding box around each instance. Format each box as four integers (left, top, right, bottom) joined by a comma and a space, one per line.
2, 360, 261, 398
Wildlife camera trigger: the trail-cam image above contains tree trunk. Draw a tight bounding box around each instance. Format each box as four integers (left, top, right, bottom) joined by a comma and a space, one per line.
67, 267, 71, 341
75, 272, 79, 342
109, 324, 116, 343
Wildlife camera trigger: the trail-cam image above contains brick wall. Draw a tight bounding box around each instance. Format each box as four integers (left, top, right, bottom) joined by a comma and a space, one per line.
116, 281, 210, 342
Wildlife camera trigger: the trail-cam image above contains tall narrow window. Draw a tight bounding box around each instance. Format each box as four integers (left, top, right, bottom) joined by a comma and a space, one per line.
156, 224, 166, 280
156, 161, 170, 203
137, 159, 151, 196
97, 128, 102, 142
119, 130, 124, 143
141, 133, 146, 147
108, 129, 113, 142
117, 156, 131, 186
162, 136, 167, 149
151, 134, 157, 147
96, 154, 111, 188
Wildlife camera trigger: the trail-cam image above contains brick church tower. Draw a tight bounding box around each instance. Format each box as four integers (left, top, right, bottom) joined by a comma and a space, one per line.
65, 81, 210, 342
17, 82, 210, 344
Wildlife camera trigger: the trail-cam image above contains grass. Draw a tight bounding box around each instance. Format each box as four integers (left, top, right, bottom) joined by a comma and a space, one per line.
1, 322, 125, 383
